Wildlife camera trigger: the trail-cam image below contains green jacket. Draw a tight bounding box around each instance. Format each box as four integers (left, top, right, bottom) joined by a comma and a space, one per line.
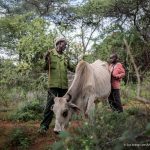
48, 49, 68, 89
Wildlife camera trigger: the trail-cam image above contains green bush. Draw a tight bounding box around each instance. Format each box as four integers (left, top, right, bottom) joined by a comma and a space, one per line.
126, 107, 140, 115
14, 111, 39, 121
20, 101, 43, 113
11, 101, 43, 121
51, 105, 150, 150
8, 128, 30, 150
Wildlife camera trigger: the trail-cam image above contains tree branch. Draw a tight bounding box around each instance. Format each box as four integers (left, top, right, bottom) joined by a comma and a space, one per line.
123, 38, 141, 97
124, 38, 150, 104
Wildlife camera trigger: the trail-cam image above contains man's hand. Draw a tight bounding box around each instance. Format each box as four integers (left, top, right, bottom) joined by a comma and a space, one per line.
44, 51, 51, 70
45, 51, 50, 61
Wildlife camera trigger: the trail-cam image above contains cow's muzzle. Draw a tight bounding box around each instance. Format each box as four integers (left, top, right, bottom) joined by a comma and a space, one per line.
54, 130, 60, 134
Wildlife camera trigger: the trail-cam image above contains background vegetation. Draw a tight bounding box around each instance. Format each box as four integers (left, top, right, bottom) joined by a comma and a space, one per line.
0, 0, 150, 149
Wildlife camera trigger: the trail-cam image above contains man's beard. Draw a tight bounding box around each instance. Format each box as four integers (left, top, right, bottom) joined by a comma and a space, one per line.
57, 48, 63, 54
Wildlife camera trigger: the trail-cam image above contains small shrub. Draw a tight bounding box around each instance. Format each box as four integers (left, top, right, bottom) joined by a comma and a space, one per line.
11, 101, 43, 121
126, 107, 139, 115
21, 101, 43, 113
8, 128, 30, 150
51, 105, 150, 150
15, 111, 38, 121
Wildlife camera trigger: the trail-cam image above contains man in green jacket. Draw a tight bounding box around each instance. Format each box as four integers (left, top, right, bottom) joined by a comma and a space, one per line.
38, 38, 74, 133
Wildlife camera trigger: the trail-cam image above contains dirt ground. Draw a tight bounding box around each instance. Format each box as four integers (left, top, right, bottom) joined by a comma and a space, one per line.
0, 120, 82, 150
0, 101, 149, 150
0, 120, 59, 150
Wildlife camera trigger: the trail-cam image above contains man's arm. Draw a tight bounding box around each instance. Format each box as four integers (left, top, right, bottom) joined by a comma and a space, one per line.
44, 51, 51, 71
112, 63, 125, 79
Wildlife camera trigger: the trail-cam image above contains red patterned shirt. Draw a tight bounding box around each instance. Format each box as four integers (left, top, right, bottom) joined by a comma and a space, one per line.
109, 63, 125, 89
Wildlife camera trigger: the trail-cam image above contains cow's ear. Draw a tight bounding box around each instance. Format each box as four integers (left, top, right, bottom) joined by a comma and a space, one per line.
68, 103, 80, 112
64, 93, 72, 102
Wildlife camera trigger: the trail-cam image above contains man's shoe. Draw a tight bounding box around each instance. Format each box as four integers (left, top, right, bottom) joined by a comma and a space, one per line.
38, 125, 47, 134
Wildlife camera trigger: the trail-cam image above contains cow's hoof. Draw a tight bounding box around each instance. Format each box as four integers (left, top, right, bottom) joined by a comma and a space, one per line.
54, 131, 60, 134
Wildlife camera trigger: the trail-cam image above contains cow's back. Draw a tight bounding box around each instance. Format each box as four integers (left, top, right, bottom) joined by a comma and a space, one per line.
90, 60, 111, 98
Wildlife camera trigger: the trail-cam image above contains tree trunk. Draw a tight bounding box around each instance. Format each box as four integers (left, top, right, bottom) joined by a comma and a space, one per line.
123, 38, 150, 103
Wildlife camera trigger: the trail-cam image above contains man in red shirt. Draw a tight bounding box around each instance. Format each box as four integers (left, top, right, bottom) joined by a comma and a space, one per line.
108, 53, 125, 112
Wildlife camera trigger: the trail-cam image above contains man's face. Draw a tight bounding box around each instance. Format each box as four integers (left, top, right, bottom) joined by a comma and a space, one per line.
56, 41, 67, 54
109, 54, 117, 64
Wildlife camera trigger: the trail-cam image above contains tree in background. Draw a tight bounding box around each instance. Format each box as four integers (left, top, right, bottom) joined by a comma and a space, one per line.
0, 0, 149, 102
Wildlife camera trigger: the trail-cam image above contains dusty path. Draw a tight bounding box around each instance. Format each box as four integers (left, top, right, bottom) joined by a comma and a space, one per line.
0, 101, 149, 149
0, 120, 59, 150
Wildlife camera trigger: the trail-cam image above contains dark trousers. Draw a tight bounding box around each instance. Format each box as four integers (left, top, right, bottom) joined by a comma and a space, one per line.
40, 88, 67, 130
108, 89, 123, 112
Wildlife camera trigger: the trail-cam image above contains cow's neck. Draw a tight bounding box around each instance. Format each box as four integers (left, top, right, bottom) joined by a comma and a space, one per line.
67, 84, 82, 104
67, 61, 89, 105
67, 75, 85, 105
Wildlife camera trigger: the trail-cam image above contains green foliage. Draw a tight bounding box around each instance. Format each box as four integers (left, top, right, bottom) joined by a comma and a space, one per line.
140, 72, 150, 99
8, 128, 30, 150
11, 101, 43, 121
121, 84, 136, 100
20, 101, 43, 113
51, 131, 70, 150
0, 58, 47, 99
83, 54, 95, 63
0, 13, 32, 53
81, 0, 113, 15
121, 78, 150, 101
145, 123, 150, 136
126, 107, 140, 116
0, 13, 56, 64
0, 59, 17, 87
0, 14, 56, 106
0, 59, 22, 107
93, 32, 125, 60
51, 105, 150, 150
17, 17, 55, 63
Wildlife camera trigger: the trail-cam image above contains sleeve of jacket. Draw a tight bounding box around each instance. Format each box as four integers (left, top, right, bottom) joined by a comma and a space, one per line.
112, 63, 125, 79
43, 55, 51, 71
43, 51, 51, 71
43, 58, 49, 70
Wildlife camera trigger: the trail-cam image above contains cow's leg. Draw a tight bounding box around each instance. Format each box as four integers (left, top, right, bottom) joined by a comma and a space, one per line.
85, 95, 96, 118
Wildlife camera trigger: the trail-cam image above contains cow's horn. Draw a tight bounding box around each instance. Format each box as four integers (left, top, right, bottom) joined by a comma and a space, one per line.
66, 93, 72, 102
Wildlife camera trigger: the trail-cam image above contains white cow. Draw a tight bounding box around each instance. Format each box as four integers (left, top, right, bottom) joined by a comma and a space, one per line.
52, 60, 111, 133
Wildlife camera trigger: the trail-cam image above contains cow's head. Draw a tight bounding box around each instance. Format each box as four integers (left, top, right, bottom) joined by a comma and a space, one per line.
52, 94, 80, 133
